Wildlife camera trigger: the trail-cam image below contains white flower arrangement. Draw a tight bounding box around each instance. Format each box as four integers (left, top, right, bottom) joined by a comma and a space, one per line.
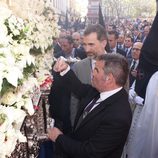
0, 2, 58, 157
27, 10, 59, 53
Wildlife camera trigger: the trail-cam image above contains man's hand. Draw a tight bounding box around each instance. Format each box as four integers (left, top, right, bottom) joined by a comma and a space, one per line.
48, 127, 63, 142
53, 57, 69, 72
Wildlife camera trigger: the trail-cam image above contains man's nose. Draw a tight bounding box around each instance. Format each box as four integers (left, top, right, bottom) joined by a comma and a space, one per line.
84, 45, 91, 52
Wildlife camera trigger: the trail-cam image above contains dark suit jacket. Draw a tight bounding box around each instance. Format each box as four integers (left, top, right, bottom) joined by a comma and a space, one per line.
75, 46, 87, 60
116, 48, 126, 57
125, 48, 132, 66
54, 70, 132, 158
48, 72, 72, 134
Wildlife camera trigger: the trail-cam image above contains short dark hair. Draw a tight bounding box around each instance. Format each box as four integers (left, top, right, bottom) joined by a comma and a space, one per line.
108, 31, 119, 39
125, 34, 134, 43
63, 35, 74, 44
84, 24, 107, 41
97, 53, 129, 86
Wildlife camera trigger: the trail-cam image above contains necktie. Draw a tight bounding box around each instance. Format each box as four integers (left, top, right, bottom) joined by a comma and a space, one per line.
75, 95, 100, 130
131, 60, 136, 71
83, 95, 100, 118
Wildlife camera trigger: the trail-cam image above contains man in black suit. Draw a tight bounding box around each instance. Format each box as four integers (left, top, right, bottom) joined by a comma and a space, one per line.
124, 35, 133, 65
48, 53, 132, 158
53, 31, 66, 56
108, 31, 126, 57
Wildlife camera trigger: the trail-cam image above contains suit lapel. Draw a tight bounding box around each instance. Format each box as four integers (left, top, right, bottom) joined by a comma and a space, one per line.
74, 92, 99, 129
74, 89, 126, 131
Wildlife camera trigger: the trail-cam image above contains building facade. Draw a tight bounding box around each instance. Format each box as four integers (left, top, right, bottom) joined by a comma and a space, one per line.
87, 0, 104, 24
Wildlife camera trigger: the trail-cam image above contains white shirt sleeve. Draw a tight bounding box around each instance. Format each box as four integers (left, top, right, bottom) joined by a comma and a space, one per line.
60, 65, 70, 76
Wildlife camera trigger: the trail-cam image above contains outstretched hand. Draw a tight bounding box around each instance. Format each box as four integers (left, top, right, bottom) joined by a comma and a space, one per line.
53, 57, 69, 72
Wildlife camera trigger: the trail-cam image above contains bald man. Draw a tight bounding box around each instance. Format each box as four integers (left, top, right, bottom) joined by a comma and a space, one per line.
72, 32, 81, 48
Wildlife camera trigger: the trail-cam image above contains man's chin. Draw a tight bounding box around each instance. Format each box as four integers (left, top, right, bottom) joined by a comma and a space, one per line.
87, 54, 96, 59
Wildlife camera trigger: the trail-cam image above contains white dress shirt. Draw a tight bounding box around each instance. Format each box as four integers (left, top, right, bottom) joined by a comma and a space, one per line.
89, 87, 122, 112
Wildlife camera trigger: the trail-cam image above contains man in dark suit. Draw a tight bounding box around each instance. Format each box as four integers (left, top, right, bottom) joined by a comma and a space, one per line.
108, 31, 126, 57
124, 35, 133, 65
117, 33, 125, 51
48, 53, 132, 158
141, 25, 150, 43
53, 31, 66, 56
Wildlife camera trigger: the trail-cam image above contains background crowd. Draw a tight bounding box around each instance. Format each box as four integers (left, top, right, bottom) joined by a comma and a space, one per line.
38, 10, 158, 158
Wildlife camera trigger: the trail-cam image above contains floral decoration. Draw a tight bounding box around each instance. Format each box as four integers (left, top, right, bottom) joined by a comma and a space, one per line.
0, 2, 58, 157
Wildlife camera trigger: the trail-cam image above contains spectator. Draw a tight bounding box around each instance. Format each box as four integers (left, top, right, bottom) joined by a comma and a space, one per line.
124, 35, 133, 65
107, 31, 126, 56
70, 24, 108, 126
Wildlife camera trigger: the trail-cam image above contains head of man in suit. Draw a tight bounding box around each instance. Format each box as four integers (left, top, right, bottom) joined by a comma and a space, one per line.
143, 25, 150, 37
61, 35, 74, 55
107, 31, 118, 51
131, 42, 143, 61
58, 30, 67, 45
118, 33, 125, 46
83, 24, 107, 58
124, 35, 133, 49
92, 54, 129, 92
72, 32, 81, 48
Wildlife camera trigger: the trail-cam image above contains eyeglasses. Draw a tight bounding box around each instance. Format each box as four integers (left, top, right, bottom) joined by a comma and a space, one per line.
132, 48, 141, 51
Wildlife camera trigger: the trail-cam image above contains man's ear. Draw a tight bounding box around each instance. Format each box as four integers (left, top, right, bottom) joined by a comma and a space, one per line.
101, 39, 107, 48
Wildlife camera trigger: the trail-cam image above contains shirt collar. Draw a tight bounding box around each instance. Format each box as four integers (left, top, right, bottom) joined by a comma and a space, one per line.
99, 87, 122, 101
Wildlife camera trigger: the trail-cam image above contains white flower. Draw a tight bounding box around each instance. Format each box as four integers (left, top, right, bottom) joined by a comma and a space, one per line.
0, 106, 27, 153
12, 44, 35, 69
0, 128, 18, 157
0, 20, 9, 46
0, 47, 15, 66
23, 97, 34, 115
4, 66, 23, 87
0, 105, 26, 133
16, 130, 27, 142
0, 5, 12, 20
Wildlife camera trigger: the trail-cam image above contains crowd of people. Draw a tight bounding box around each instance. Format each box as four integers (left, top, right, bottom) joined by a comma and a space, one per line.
38, 12, 158, 158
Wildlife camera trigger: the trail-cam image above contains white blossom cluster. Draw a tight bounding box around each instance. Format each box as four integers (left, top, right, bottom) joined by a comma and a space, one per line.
0, 3, 58, 157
